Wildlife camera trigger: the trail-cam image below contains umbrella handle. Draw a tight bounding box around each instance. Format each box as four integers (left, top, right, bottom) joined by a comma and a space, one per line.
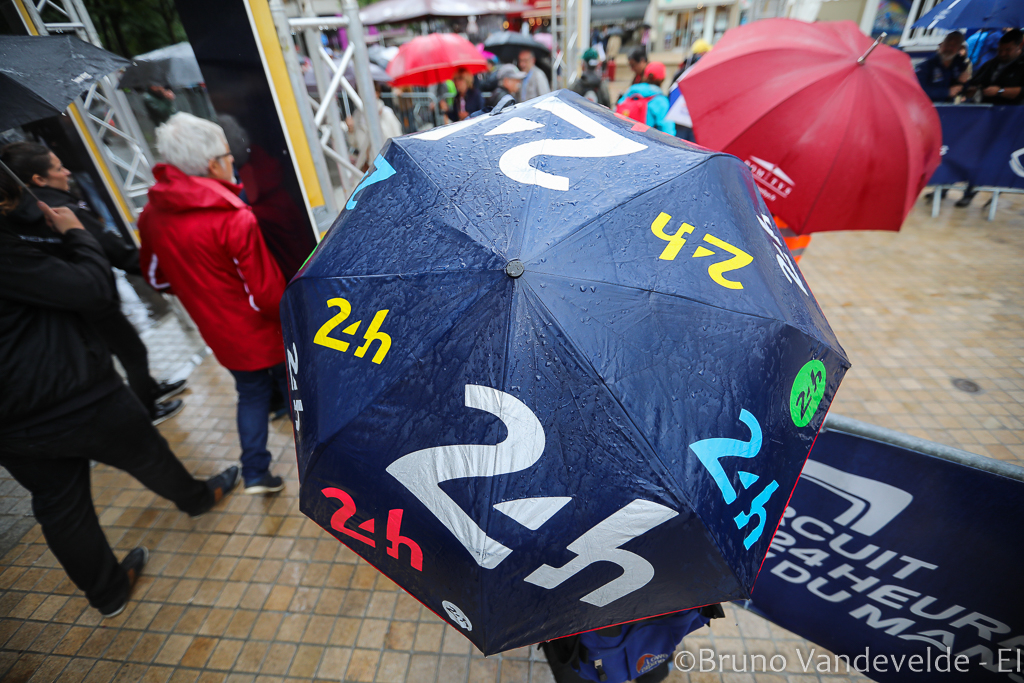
0, 158, 40, 203
857, 33, 887, 65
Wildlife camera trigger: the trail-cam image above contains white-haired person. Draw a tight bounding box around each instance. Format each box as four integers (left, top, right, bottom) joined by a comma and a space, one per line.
139, 112, 288, 495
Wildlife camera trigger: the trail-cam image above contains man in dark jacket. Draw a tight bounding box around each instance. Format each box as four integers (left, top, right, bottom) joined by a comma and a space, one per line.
964, 29, 1024, 104
0, 187, 239, 619
915, 31, 972, 102
486, 64, 528, 110
571, 49, 611, 107
0, 142, 186, 423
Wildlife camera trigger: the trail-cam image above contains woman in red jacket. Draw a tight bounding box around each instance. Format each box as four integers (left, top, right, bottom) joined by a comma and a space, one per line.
139, 113, 288, 495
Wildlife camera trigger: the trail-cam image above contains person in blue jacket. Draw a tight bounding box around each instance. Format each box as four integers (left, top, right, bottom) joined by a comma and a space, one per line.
915, 31, 972, 102
616, 62, 675, 135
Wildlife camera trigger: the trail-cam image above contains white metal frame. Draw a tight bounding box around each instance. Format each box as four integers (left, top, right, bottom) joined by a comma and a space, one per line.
25, 0, 156, 216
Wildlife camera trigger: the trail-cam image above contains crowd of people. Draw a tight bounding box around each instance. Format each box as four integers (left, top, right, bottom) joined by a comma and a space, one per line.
915, 27, 1023, 206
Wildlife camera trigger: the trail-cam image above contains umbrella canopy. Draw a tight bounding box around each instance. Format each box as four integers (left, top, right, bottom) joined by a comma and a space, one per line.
679, 19, 941, 235
367, 45, 399, 70
484, 30, 551, 63
361, 0, 528, 24
912, 0, 1024, 30
280, 91, 849, 654
0, 35, 129, 131
345, 61, 391, 85
118, 41, 204, 89
386, 33, 488, 86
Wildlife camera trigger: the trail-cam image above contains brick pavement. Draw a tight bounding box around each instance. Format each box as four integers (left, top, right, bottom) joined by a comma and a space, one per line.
0, 190, 1021, 682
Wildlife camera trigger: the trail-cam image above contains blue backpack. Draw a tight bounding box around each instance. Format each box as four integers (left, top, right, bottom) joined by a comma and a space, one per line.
563, 606, 720, 682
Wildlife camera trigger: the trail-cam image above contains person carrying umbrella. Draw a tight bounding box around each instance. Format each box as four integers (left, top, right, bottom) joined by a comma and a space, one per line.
446, 68, 484, 122
915, 31, 972, 102
0, 142, 187, 424
0, 175, 240, 619
486, 63, 528, 110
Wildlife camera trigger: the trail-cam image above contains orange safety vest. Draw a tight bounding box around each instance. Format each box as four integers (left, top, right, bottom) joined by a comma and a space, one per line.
773, 215, 811, 263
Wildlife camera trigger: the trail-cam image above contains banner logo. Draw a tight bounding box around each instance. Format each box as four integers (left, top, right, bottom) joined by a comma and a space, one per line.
799, 460, 912, 536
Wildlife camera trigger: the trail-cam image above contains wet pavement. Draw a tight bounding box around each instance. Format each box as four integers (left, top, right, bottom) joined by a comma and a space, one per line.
0, 190, 1021, 682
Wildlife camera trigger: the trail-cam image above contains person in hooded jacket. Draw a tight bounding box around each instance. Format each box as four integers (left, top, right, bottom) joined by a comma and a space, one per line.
0, 142, 187, 424
0, 175, 239, 619
138, 113, 289, 495
571, 49, 611, 107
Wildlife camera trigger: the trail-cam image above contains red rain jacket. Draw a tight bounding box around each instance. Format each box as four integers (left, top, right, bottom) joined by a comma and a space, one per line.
139, 164, 286, 372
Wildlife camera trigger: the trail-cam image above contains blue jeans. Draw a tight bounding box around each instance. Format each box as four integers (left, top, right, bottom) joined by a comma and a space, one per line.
229, 363, 288, 484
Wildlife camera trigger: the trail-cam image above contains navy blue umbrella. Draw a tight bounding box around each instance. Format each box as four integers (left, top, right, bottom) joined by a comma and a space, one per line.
912, 0, 1024, 30
281, 91, 850, 654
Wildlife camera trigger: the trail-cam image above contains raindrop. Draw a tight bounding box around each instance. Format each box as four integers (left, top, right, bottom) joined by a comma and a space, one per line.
535, 375, 542, 381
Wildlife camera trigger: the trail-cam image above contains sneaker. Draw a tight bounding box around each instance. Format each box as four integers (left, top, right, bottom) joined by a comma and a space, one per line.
152, 399, 184, 425
156, 379, 188, 403
100, 546, 149, 618
190, 466, 240, 517
244, 473, 285, 495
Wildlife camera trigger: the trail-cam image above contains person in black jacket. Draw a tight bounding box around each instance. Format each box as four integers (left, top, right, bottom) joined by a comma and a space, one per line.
0, 178, 240, 618
1, 142, 185, 423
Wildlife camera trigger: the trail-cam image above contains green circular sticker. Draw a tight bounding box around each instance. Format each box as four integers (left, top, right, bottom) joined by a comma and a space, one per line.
790, 360, 827, 428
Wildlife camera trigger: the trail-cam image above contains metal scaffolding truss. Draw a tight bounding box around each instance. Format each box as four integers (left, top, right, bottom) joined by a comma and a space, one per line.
552, 0, 589, 89
268, 0, 384, 211
22, 0, 155, 218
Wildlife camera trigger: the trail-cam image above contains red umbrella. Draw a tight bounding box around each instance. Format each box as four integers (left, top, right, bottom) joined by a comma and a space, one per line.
679, 19, 941, 235
386, 33, 488, 87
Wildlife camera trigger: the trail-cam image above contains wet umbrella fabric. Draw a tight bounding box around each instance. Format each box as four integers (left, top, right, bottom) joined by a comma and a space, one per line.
118, 42, 203, 89
679, 19, 942, 235
912, 0, 1024, 30
386, 33, 488, 87
483, 31, 552, 63
281, 91, 849, 654
0, 35, 129, 131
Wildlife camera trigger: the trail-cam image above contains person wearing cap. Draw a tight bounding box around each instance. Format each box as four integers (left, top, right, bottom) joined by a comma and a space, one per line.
572, 48, 611, 107
486, 63, 528, 110
616, 61, 675, 135
671, 38, 712, 83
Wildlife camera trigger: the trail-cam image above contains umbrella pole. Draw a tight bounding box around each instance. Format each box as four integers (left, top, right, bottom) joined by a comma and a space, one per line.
0, 159, 40, 203
857, 33, 886, 64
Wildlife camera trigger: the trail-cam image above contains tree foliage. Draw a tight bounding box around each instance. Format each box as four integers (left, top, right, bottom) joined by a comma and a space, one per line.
39, 0, 187, 58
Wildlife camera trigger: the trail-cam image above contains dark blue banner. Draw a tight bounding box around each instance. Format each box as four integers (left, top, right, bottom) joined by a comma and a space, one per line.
930, 105, 1024, 190
748, 423, 1024, 681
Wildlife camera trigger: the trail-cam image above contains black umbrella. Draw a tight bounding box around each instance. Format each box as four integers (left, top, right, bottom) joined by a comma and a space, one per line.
483, 31, 551, 63
0, 35, 129, 131
118, 42, 203, 89
0, 35, 129, 199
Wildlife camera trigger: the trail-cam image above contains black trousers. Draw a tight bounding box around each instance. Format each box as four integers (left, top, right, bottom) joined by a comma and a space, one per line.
0, 385, 210, 613
95, 309, 160, 414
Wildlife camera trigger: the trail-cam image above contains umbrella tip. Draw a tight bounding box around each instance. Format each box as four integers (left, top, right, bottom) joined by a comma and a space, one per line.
857, 33, 886, 64
505, 260, 525, 278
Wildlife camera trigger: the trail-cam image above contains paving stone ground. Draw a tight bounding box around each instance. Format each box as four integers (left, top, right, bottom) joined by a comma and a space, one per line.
0, 190, 1021, 683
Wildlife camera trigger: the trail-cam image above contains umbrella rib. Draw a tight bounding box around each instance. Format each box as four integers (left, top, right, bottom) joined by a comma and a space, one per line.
392, 140, 510, 261
797, 72, 861, 233
527, 153, 727, 263
518, 279, 698, 511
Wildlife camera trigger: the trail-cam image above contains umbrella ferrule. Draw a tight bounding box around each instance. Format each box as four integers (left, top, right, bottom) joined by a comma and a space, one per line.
505, 259, 525, 278
857, 33, 886, 64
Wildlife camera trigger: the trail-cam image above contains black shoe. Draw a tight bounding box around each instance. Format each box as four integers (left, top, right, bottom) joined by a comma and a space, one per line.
156, 379, 188, 403
244, 473, 285, 495
955, 192, 975, 207
152, 399, 184, 425
100, 546, 149, 618
923, 189, 947, 202
190, 466, 240, 517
